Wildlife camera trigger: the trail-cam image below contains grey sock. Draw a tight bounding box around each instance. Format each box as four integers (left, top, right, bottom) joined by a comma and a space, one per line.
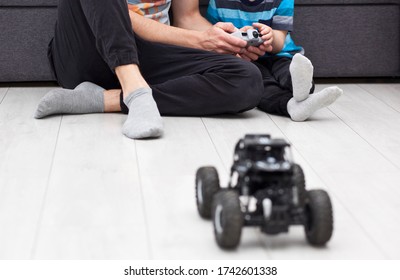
287, 86, 343, 122
290, 53, 314, 102
34, 82, 104, 119
122, 88, 163, 139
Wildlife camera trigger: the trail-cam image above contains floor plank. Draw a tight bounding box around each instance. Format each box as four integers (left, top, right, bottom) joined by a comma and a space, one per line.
358, 83, 400, 113
32, 113, 149, 259
1, 83, 399, 259
0, 87, 60, 259
327, 84, 400, 169
321, 170, 400, 259
0, 88, 8, 103
270, 94, 399, 258
135, 117, 269, 259
203, 109, 384, 259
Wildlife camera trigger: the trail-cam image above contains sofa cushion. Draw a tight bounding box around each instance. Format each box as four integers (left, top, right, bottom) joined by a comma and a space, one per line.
0, 0, 58, 6
292, 3, 400, 77
0, 6, 57, 82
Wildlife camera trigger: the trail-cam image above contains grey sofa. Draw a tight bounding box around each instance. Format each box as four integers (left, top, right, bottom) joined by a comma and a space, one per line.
291, 0, 400, 77
0, 0, 399, 82
0, 0, 58, 82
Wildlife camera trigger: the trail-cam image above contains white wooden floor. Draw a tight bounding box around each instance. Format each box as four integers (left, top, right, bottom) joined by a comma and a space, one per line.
0, 83, 399, 260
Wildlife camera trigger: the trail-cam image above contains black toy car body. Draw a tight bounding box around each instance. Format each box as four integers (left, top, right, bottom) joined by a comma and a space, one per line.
195, 134, 333, 249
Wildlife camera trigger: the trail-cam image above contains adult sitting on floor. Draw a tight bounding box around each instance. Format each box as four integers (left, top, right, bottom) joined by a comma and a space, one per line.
34, 0, 265, 139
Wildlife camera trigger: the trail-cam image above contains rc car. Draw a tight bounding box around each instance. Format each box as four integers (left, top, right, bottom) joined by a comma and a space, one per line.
195, 134, 333, 249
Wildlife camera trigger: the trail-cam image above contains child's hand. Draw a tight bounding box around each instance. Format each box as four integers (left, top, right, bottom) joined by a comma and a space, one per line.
237, 26, 267, 61
253, 22, 274, 51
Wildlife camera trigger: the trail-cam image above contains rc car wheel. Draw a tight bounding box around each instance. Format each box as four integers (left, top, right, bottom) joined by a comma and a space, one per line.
195, 166, 220, 219
304, 189, 333, 246
293, 164, 306, 206
212, 190, 243, 249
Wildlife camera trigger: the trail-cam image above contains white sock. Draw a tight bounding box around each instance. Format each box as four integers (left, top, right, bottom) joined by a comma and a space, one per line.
290, 53, 314, 102
287, 86, 343, 121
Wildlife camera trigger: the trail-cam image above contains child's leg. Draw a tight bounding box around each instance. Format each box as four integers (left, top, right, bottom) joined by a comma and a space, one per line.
269, 55, 315, 101
287, 86, 343, 121
253, 60, 292, 117
289, 54, 314, 102
257, 57, 342, 121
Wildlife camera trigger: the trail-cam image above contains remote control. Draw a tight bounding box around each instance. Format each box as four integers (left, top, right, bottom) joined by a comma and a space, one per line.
231, 29, 264, 47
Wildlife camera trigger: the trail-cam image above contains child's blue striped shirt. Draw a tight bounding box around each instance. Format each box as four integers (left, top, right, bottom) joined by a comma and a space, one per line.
207, 0, 304, 57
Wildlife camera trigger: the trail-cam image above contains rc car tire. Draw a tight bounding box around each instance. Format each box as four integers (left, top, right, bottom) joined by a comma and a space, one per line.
293, 164, 306, 206
195, 166, 220, 219
212, 190, 243, 249
304, 189, 334, 246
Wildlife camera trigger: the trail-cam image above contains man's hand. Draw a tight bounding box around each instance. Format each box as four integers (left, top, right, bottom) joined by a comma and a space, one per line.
199, 22, 247, 54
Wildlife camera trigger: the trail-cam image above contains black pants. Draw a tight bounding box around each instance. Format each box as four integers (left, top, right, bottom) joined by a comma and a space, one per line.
48, 0, 263, 116
254, 56, 315, 117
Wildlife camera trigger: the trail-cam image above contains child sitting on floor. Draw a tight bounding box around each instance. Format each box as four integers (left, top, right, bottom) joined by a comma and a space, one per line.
207, 0, 343, 121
